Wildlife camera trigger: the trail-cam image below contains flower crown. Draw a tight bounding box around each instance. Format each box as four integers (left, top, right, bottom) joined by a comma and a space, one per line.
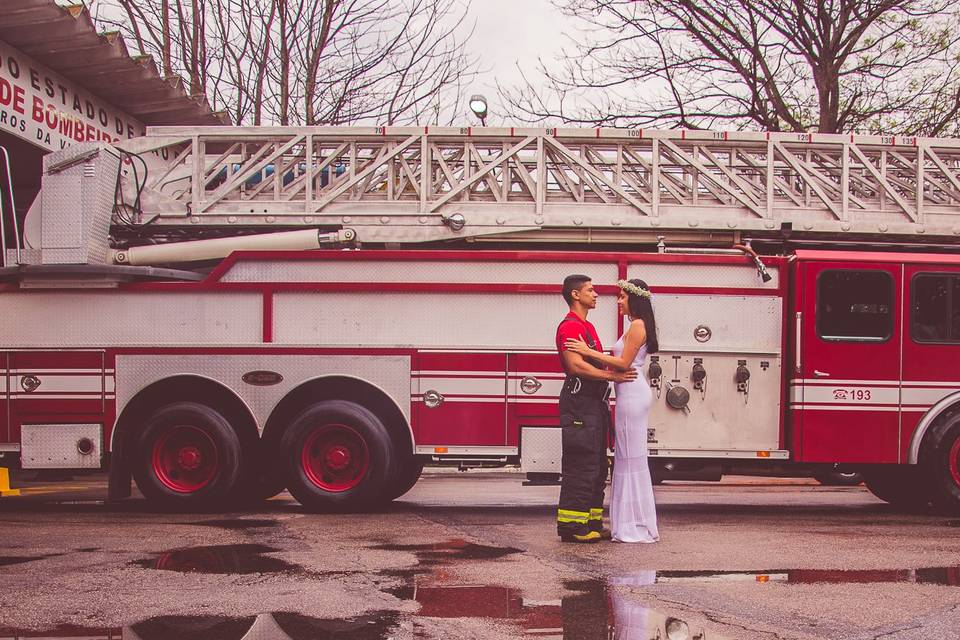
617, 279, 652, 299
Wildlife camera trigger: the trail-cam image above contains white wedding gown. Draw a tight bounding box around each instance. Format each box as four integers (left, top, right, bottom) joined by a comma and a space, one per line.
611, 336, 660, 543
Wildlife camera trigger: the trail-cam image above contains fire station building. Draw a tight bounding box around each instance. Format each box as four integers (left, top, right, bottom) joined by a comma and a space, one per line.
0, 0, 225, 231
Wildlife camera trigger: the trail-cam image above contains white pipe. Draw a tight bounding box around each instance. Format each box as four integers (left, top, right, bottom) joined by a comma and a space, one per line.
113, 228, 354, 265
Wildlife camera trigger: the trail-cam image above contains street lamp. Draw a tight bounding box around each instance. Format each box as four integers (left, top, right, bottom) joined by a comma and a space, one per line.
469, 94, 488, 126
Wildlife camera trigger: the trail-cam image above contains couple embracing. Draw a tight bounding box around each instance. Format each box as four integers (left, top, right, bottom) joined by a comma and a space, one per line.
555, 275, 660, 544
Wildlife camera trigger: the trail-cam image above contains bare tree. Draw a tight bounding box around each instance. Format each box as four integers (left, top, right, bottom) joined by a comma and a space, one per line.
95, 0, 478, 126
501, 0, 960, 135
161, 0, 172, 76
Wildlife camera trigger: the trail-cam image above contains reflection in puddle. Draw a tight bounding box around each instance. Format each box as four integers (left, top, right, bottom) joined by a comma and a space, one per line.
0, 624, 123, 639
130, 544, 303, 575
372, 540, 960, 638
131, 615, 256, 640
657, 567, 960, 586
388, 575, 721, 639
272, 611, 402, 640
10, 541, 960, 640
0, 612, 401, 640
370, 539, 717, 639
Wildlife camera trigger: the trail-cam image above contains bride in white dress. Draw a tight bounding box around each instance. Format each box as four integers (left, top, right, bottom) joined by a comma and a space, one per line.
566, 278, 660, 543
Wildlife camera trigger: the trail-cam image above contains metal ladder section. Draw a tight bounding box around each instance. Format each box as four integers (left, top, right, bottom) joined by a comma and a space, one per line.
116, 126, 960, 244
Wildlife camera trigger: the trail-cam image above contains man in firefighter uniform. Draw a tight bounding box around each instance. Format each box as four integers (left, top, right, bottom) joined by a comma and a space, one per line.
555, 275, 637, 542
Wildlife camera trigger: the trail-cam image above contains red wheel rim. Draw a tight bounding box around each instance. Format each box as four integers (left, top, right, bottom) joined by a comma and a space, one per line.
301, 424, 370, 492
949, 437, 960, 488
151, 425, 219, 493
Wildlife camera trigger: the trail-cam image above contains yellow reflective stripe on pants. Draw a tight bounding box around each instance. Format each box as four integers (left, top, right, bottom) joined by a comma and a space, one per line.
557, 509, 589, 524
589, 508, 603, 521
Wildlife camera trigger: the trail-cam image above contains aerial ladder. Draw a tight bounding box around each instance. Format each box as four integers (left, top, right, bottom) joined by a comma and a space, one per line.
4, 125, 960, 273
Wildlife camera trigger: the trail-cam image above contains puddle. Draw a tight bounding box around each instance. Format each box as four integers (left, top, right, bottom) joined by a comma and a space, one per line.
130, 544, 303, 575
187, 518, 279, 530
385, 576, 725, 638
372, 538, 524, 598
0, 624, 122, 639
131, 615, 257, 640
0, 554, 55, 567
0, 612, 401, 640
372, 538, 522, 566
657, 567, 960, 586
0, 599, 709, 640
271, 611, 401, 640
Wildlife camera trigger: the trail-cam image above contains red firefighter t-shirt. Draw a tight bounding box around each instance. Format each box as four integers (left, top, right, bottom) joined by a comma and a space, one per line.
556, 312, 603, 373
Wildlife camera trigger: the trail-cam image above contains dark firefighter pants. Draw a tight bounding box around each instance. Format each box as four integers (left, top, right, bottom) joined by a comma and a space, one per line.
556, 390, 610, 537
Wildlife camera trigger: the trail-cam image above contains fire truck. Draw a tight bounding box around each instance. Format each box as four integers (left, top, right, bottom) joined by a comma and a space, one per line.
0, 126, 958, 512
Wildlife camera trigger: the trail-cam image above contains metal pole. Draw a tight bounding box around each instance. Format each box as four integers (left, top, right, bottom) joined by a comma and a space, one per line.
0, 146, 21, 266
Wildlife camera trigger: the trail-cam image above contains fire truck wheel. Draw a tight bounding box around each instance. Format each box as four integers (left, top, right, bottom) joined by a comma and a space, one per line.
861, 467, 931, 510
281, 400, 393, 511
920, 406, 960, 513
387, 457, 425, 501
132, 402, 243, 511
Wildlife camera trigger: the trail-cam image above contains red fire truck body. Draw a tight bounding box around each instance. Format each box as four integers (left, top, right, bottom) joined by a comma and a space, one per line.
0, 127, 958, 511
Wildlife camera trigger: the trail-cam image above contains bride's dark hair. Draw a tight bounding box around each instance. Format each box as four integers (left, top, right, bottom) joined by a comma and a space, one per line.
626, 279, 659, 354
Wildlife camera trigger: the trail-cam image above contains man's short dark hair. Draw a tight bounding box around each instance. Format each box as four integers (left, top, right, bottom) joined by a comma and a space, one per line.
562, 274, 592, 305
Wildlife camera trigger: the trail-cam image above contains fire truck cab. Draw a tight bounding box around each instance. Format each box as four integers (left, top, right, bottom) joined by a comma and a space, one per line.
789, 250, 960, 507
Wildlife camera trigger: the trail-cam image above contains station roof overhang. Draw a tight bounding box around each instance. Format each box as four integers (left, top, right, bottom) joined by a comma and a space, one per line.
0, 0, 230, 127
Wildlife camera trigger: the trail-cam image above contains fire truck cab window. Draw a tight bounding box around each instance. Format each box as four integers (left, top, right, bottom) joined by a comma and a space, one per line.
911, 273, 960, 344
816, 270, 893, 341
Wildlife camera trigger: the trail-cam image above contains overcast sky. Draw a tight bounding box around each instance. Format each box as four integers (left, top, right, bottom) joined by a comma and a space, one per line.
81, 0, 573, 126
463, 0, 567, 122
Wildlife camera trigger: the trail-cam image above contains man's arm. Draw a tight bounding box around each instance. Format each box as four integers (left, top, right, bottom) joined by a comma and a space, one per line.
561, 350, 637, 383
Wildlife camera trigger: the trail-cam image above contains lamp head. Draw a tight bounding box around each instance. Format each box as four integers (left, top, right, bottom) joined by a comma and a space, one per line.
469, 94, 488, 121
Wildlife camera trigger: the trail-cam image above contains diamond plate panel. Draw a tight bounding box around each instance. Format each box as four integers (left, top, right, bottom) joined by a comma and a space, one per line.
114, 354, 412, 446
5, 249, 42, 266
0, 292, 262, 346
520, 426, 561, 473
273, 292, 618, 349
21, 423, 102, 469
221, 260, 619, 284
652, 295, 782, 353
627, 263, 780, 289
41, 175, 83, 248
39, 144, 120, 265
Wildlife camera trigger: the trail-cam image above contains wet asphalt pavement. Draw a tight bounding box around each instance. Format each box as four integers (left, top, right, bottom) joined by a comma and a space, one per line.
1, 471, 960, 639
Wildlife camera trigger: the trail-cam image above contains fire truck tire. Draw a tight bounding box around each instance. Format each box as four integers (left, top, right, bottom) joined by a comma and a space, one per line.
920, 406, 960, 513
281, 400, 393, 511
132, 402, 243, 511
861, 467, 931, 510
387, 458, 425, 501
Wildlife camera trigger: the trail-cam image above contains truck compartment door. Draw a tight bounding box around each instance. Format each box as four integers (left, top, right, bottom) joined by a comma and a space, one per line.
412, 352, 507, 447
9, 351, 106, 446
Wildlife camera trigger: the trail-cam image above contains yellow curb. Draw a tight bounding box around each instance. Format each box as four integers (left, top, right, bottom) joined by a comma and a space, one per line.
0, 468, 21, 497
